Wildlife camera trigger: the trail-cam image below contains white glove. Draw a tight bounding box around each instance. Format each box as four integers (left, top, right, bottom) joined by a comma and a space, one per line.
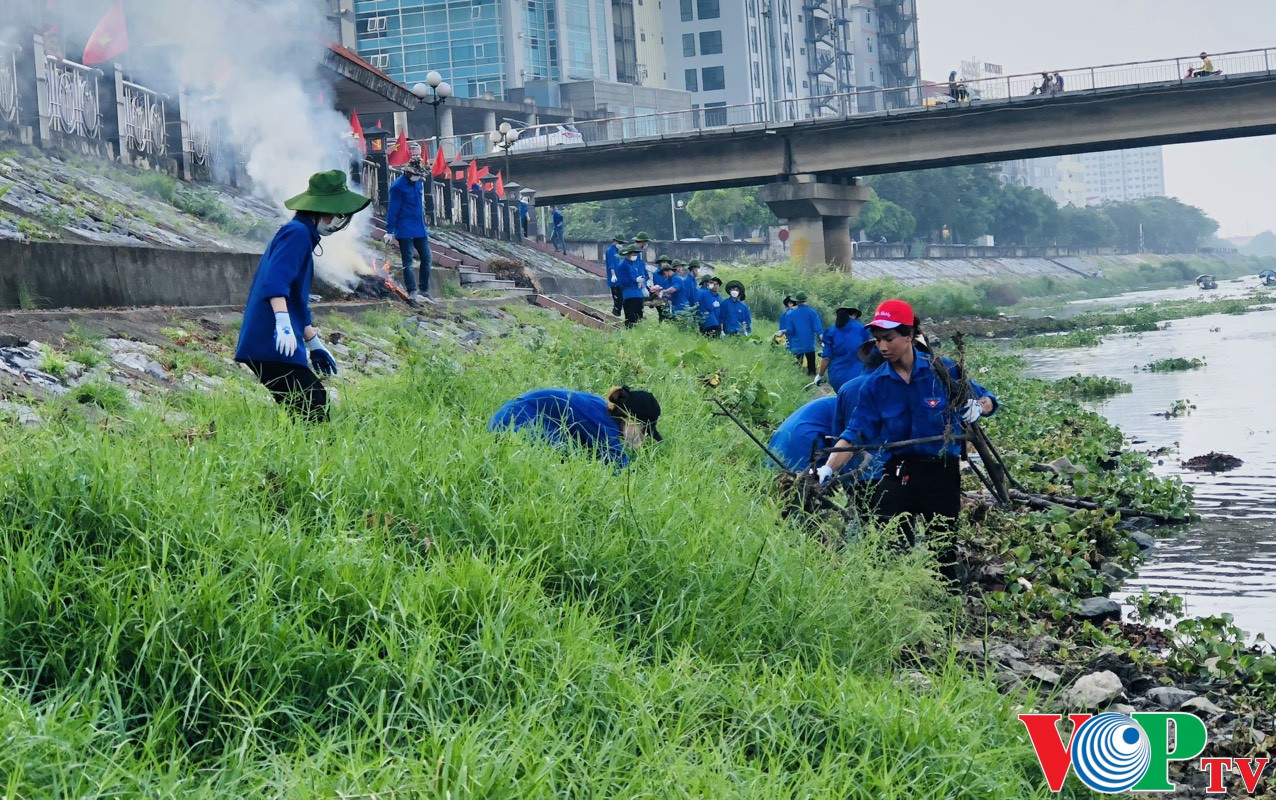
813, 374, 825, 386
816, 465, 834, 485
273, 311, 297, 357
962, 398, 983, 424
382, 233, 395, 244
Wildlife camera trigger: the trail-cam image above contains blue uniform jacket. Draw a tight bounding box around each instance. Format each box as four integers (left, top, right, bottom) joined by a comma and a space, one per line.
832, 375, 883, 480
722, 297, 752, 335
821, 321, 871, 391
672, 274, 697, 312
652, 271, 676, 299
604, 244, 622, 287
768, 396, 838, 471
385, 175, 428, 239
843, 350, 998, 460
488, 389, 629, 467
696, 288, 724, 328
617, 258, 647, 300
551, 209, 565, 231
782, 305, 823, 354
235, 217, 318, 367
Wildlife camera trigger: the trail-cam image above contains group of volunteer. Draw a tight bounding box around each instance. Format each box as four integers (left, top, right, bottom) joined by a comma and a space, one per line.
604, 234, 752, 335
238, 170, 999, 567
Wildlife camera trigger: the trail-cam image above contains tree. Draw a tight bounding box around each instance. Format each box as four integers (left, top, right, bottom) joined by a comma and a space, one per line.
684, 187, 775, 237
990, 184, 1059, 245
1056, 204, 1119, 247
1244, 230, 1276, 256
1102, 197, 1218, 253
866, 165, 1001, 243
857, 195, 916, 242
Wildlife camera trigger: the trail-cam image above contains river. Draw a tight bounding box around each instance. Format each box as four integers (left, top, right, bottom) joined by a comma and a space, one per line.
1019, 278, 1276, 640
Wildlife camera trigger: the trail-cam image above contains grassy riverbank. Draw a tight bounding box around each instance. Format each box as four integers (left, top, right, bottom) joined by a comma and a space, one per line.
0, 311, 1095, 798
2, 304, 1270, 796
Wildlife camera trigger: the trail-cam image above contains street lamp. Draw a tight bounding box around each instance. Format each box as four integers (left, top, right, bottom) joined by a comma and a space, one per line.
670, 195, 686, 241
411, 70, 452, 154
489, 121, 521, 182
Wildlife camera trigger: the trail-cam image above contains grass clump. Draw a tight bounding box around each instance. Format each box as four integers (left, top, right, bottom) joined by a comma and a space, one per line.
71, 380, 129, 411
1143, 357, 1205, 372
38, 351, 69, 379
1052, 374, 1133, 400
0, 317, 1075, 798
69, 346, 105, 368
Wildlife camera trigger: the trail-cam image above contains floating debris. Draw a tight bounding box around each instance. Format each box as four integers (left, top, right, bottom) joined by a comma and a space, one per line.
1181, 452, 1244, 473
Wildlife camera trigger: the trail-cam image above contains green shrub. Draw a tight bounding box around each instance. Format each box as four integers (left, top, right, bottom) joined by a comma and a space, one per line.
1143, 357, 1205, 372
38, 352, 69, 379
70, 346, 105, 368
72, 381, 129, 411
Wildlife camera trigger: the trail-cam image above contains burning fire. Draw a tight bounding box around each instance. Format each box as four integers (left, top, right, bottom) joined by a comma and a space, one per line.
369, 257, 411, 301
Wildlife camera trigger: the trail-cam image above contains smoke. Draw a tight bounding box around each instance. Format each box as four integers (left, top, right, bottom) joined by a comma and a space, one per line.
103, 0, 377, 288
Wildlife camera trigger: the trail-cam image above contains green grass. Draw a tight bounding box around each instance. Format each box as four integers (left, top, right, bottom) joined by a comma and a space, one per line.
69, 346, 105, 369
37, 351, 69, 379
71, 380, 129, 412
1143, 357, 1205, 372
0, 316, 1090, 798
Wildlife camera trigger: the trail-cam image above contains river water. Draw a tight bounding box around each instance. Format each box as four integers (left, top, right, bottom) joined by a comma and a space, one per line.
1019, 279, 1276, 640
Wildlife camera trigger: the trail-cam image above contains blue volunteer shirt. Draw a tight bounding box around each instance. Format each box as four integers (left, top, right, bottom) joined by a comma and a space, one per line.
821, 320, 872, 391
696, 288, 724, 328
604, 243, 622, 287
385, 175, 428, 239
768, 396, 838, 471
488, 389, 629, 467
235, 216, 318, 367
617, 257, 647, 300
831, 375, 883, 480
672, 273, 697, 312
782, 304, 823, 354
843, 350, 998, 460
722, 297, 752, 335
551, 209, 564, 231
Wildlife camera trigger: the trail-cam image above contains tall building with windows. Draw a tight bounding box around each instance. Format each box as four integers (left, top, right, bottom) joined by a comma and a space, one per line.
663, 0, 919, 125
612, 0, 669, 87
351, 0, 617, 100
999, 155, 1088, 208
1082, 147, 1166, 204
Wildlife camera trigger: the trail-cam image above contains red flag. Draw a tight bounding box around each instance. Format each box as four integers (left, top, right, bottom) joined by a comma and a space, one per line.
476, 166, 491, 181
431, 146, 447, 178
495, 172, 505, 198
350, 111, 366, 154
82, 0, 128, 66
387, 130, 410, 166
465, 160, 479, 190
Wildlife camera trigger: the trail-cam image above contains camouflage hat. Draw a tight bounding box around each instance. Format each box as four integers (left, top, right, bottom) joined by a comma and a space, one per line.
655, 254, 672, 264
401, 156, 427, 177
687, 259, 702, 269
619, 243, 642, 255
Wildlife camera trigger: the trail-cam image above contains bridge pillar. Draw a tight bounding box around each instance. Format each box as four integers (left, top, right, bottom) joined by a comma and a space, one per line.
758, 175, 871, 269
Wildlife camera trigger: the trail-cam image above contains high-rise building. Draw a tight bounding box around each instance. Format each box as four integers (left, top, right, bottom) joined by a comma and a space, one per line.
1082, 147, 1166, 204
352, 0, 616, 99
999, 155, 1087, 208
662, 0, 919, 125
612, 0, 669, 87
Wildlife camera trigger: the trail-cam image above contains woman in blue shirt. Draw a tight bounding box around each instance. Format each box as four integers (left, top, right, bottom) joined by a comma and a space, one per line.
816, 304, 871, 391
818, 299, 998, 548
722, 280, 753, 336
235, 170, 370, 422
489, 386, 662, 468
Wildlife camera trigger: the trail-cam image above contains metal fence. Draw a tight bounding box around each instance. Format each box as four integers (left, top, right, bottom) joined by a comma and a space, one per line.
45, 56, 103, 140
121, 78, 167, 157
435, 46, 1276, 158
0, 42, 20, 127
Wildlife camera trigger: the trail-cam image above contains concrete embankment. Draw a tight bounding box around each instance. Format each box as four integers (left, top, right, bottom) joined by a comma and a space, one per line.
848, 252, 1246, 286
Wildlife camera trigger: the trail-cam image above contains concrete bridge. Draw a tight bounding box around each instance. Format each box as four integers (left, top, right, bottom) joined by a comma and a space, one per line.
476, 48, 1276, 266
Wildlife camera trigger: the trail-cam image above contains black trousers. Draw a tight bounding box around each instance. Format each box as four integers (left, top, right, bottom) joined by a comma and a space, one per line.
797, 351, 817, 375
622, 297, 645, 328
244, 360, 329, 423
610, 286, 624, 316
871, 456, 961, 549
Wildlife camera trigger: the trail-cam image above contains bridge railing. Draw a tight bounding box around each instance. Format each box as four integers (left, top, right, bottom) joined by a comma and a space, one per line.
441, 46, 1276, 159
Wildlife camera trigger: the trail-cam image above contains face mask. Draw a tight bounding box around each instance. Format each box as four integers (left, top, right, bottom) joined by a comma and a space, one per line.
317, 214, 351, 237
627, 254, 638, 262
409, 175, 422, 183
729, 289, 740, 298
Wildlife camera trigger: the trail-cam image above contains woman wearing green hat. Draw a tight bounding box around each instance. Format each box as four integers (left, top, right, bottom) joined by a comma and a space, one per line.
234, 169, 371, 422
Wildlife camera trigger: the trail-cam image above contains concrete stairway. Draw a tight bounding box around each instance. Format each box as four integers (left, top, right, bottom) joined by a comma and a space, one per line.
458, 265, 533, 295
530, 294, 618, 330
522, 239, 605, 277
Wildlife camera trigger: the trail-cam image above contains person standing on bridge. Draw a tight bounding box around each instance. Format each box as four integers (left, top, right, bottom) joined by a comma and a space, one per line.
383, 156, 433, 304
235, 170, 370, 423
549, 205, 567, 253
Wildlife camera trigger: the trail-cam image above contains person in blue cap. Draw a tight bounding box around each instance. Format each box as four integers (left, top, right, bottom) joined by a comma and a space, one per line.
781, 293, 823, 376
722, 280, 753, 336
605, 235, 626, 316
489, 386, 662, 468
817, 299, 998, 548
695, 275, 725, 336
382, 156, 433, 303
815, 303, 871, 390
235, 170, 370, 422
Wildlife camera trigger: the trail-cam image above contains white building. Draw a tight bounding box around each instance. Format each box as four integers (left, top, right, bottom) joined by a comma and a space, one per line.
999, 155, 1087, 208
662, 0, 919, 125
1082, 147, 1166, 204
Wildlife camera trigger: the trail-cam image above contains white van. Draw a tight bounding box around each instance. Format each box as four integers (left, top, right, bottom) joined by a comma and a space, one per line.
507, 124, 584, 153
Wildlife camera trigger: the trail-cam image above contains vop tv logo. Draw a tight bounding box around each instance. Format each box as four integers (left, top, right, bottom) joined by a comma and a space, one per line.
1020, 712, 1271, 794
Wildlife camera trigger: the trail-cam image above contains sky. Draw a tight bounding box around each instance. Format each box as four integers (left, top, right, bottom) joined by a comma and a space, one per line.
917, 0, 1276, 238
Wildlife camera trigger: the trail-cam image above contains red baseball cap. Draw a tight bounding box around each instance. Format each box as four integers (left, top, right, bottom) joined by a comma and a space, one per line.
868, 299, 914, 330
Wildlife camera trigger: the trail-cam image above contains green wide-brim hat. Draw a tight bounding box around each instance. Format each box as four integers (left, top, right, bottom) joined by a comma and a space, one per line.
284, 170, 372, 215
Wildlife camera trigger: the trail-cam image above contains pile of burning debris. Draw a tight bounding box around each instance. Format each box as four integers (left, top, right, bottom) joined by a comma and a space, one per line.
350, 258, 413, 304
